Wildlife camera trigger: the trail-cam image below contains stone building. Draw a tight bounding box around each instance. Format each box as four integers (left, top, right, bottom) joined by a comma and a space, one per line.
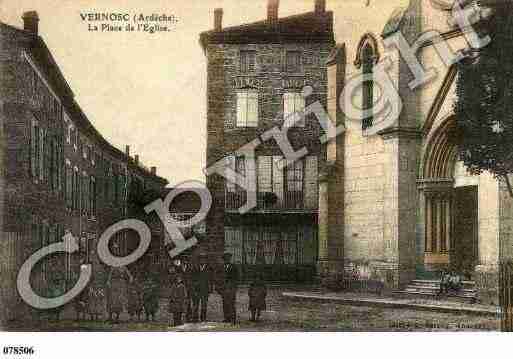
0, 11, 168, 324
200, 0, 334, 281
319, 0, 513, 303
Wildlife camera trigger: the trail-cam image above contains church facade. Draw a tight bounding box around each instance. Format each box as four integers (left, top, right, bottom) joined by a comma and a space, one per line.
318, 0, 513, 304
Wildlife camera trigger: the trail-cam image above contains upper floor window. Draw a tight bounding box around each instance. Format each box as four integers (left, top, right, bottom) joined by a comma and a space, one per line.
286, 51, 301, 73
283, 92, 306, 127
90, 176, 97, 217
82, 142, 89, 159
286, 160, 303, 192
30, 119, 40, 180
240, 50, 256, 74
236, 91, 259, 127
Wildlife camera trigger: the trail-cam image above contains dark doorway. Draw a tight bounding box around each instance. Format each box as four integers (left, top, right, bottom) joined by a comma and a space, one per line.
452, 186, 478, 277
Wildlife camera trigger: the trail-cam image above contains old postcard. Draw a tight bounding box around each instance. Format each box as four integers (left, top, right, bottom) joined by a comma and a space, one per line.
1, 0, 512, 348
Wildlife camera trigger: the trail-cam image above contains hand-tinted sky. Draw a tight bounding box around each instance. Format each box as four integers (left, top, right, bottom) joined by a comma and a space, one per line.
0, 0, 406, 186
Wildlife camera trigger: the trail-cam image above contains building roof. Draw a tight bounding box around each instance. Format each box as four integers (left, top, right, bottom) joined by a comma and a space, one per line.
199, 11, 335, 49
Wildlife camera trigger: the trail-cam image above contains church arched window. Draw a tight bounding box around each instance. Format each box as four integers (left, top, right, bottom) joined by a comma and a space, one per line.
355, 33, 379, 131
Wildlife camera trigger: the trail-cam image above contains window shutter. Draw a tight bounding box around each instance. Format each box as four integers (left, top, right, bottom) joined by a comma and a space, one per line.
273, 156, 284, 206
295, 94, 306, 127
39, 128, 44, 181
248, 52, 256, 73
237, 92, 247, 127
30, 121, 36, 177
283, 93, 293, 125
226, 155, 236, 193
304, 156, 318, 209
257, 156, 272, 193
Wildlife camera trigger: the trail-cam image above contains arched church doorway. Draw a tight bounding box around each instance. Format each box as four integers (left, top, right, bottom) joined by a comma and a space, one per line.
419, 116, 479, 278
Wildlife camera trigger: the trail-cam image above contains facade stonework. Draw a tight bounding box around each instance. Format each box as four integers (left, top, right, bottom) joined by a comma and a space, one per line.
201, 1, 334, 281
319, 0, 513, 303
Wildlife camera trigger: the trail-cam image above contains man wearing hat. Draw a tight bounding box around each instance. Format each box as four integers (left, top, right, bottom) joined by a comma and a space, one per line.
190, 252, 212, 322
222, 252, 239, 324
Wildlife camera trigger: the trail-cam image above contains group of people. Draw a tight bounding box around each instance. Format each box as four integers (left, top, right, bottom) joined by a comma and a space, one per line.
72, 265, 160, 322
166, 252, 267, 326
47, 252, 268, 326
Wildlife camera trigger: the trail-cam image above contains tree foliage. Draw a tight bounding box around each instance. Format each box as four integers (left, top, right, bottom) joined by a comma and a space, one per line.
455, 0, 513, 195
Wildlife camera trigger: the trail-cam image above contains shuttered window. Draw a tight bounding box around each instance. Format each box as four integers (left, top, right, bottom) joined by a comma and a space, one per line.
304, 156, 318, 209
240, 50, 256, 73
257, 156, 273, 194
237, 92, 259, 127
283, 92, 306, 127
30, 120, 38, 178
286, 160, 303, 192
286, 51, 301, 73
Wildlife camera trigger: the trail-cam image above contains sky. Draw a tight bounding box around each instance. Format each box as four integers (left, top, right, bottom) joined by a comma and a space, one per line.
0, 0, 407, 186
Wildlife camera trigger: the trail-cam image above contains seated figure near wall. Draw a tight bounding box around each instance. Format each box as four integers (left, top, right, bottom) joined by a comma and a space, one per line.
439, 271, 463, 295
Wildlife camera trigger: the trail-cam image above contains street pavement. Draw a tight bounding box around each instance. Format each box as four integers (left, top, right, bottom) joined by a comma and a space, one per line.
13, 286, 500, 331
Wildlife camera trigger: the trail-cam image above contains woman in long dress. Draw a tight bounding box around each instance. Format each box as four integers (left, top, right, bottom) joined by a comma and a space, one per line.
106, 266, 133, 321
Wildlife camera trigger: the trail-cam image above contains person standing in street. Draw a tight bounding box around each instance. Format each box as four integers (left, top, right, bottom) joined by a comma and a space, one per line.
180, 256, 193, 322
190, 253, 212, 322
248, 275, 267, 322
142, 275, 160, 321
222, 253, 239, 324
106, 266, 133, 322
168, 274, 187, 326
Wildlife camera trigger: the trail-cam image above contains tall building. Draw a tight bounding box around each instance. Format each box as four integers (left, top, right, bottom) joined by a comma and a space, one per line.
0, 11, 168, 324
200, 0, 334, 281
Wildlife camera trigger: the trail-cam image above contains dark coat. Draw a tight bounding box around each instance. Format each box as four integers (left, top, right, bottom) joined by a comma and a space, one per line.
223, 264, 240, 290
143, 280, 160, 314
190, 264, 212, 298
248, 281, 267, 311
107, 267, 129, 314
127, 281, 143, 315
181, 262, 193, 291
168, 282, 187, 313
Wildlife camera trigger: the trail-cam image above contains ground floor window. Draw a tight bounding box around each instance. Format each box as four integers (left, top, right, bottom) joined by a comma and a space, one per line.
225, 225, 317, 282
225, 225, 317, 266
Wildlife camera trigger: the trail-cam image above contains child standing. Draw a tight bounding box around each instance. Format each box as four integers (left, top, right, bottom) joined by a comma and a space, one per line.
168, 275, 187, 326
143, 277, 160, 321
127, 275, 144, 321
248, 276, 267, 322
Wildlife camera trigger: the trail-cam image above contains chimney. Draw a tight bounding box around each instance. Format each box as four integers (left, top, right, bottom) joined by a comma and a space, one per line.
22, 11, 39, 35
315, 0, 326, 14
134, 155, 139, 165
151, 166, 157, 175
125, 145, 130, 157
214, 8, 223, 32
267, 0, 279, 25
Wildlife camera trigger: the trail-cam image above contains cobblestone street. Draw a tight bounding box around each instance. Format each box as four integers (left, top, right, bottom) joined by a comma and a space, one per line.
22, 286, 500, 332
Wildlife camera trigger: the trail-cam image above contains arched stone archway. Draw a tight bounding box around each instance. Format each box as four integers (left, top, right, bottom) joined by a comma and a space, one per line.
418, 116, 478, 275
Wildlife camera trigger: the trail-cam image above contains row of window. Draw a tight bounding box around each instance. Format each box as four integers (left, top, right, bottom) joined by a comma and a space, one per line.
236, 91, 305, 128
240, 50, 302, 74
30, 121, 127, 215
226, 156, 309, 193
